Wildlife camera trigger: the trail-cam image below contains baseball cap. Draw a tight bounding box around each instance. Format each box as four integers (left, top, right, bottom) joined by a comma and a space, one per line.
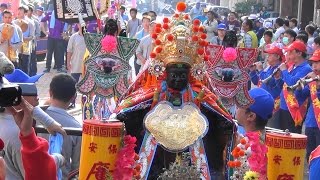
284, 40, 307, 52
5, 69, 44, 83
310, 49, 320, 61
217, 23, 227, 30
255, 18, 264, 23
264, 45, 283, 56
36, 7, 44, 12
248, 14, 258, 20
263, 21, 273, 29
248, 88, 274, 121
18, 83, 38, 96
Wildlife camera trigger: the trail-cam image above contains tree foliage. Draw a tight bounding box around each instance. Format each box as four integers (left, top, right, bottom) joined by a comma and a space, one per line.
234, 0, 263, 17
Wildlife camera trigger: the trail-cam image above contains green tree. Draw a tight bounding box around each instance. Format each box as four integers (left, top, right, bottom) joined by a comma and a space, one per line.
234, 0, 263, 17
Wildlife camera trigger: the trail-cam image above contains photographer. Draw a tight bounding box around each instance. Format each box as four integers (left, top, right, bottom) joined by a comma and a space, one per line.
0, 69, 66, 179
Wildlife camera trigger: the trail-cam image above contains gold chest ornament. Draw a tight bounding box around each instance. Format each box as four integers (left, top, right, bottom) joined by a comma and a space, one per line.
144, 101, 209, 152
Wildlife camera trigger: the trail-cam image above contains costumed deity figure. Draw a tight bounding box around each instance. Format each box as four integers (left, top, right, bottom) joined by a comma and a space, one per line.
115, 2, 236, 179
76, 17, 140, 120
205, 30, 258, 113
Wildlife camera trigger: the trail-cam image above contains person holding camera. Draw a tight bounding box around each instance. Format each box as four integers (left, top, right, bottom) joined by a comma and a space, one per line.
1, 69, 66, 179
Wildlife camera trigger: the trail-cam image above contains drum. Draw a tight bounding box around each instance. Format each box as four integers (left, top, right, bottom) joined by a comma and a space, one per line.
78, 119, 124, 180
266, 131, 307, 180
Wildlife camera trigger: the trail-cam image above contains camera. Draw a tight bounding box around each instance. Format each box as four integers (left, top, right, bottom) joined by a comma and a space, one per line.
0, 52, 21, 107
0, 76, 22, 107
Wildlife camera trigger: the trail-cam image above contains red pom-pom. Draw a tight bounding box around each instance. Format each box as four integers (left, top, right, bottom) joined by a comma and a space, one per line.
176, 2, 187, 12
199, 40, 206, 46
245, 144, 250, 149
193, 19, 201, 26
163, 23, 169, 30
163, 17, 170, 23
199, 26, 205, 32
150, 52, 157, 58
154, 27, 162, 34
227, 161, 235, 168
167, 34, 174, 41
240, 138, 247, 145
151, 33, 158, 39
155, 46, 163, 53
197, 48, 204, 55
156, 23, 162, 28
233, 152, 239, 158
234, 161, 241, 167
192, 35, 199, 42
174, 13, 179, 18
192, 26, 199, 32
204, 55, 209, 61
200, 33, 207, 40
155, 39, 162, 45
239, 150, 245, 157
0, 138, 4, 150
184, 14, 190, 20
223, 47, 238, 63
234, 146, 241, 152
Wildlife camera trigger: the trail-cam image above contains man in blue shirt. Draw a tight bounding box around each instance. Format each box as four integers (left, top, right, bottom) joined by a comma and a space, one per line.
276, 41, 312, 133
295, 49, 320, 161
250, 46, 284, 128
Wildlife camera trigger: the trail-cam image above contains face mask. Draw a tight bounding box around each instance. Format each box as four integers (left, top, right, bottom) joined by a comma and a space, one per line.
282, 37, 289, 45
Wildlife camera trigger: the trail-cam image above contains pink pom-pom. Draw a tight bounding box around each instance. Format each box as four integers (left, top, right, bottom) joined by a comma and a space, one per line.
101, 35, 117, 53
223, 47, 237, 63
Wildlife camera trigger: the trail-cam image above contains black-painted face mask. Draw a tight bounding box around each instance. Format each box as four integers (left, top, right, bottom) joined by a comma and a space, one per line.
166, 64, 190, 91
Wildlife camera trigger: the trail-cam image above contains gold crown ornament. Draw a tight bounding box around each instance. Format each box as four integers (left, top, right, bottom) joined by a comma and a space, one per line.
148, 2, 209, 80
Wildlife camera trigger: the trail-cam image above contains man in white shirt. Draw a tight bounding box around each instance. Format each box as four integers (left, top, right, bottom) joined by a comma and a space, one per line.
273, 18, 285, 41
136, 21, 156, 74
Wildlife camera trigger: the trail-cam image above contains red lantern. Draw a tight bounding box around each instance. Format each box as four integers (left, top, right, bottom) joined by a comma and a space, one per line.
163, 23, 169, 30
167, 34, 174, 41
150, 52, 157, 58
176, 2, 187, 12
193, 19, 201, 26
197, 48, 204, 55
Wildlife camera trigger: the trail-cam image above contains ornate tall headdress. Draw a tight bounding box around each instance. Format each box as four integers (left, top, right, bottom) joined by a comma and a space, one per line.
148, 2, 209, 81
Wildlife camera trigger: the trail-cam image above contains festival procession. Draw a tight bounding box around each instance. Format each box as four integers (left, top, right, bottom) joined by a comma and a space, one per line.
0, 0, 320, 179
